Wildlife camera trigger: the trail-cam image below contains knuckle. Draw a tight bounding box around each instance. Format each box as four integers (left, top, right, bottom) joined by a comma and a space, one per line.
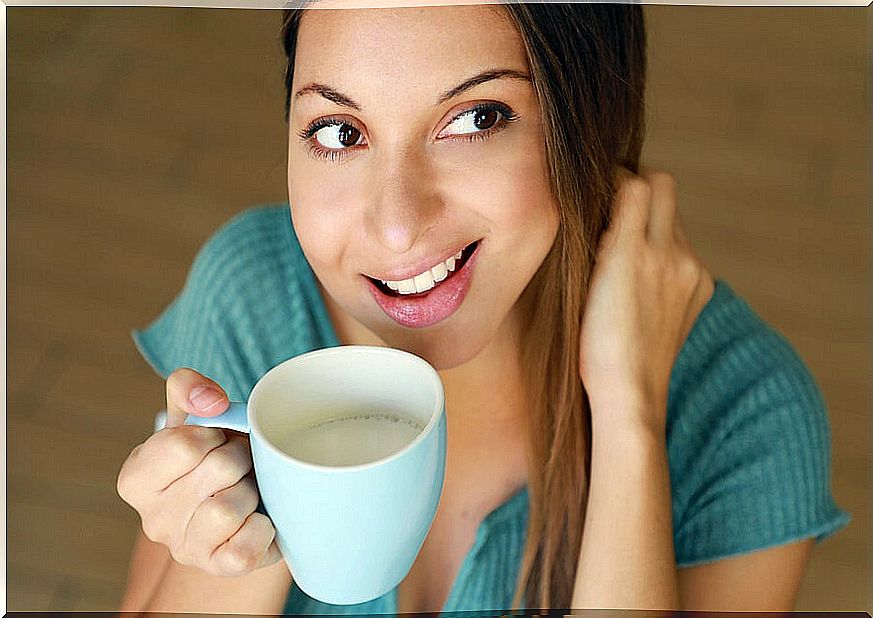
127, 442, 144, 462
116, 460, 133, 499
677, 255, 702, 285
117, 447, 150, 503
624, 177, 651, 202
217, 545, 259, 575
167, 366, 195, 387
116, 471, 134, 504
141, 516, 167, 545
167, 426, 223, 464
168, 430, 208, 464
165, 369, 185, 400
239, 475, 260, 500
166, 367, 202, 411
211, 443, 253, 482
248, 512, 275, 539
204, 447, 248, 484
202, 495, 245, 529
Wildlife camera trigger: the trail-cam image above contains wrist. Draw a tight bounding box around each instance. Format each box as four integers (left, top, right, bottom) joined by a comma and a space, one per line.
588, 411, 670, 490
587, 389, 667, 445
586, 380, 648, 411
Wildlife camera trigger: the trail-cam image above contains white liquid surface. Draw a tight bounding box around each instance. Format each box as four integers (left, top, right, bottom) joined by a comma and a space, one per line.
275, 413, 425, 466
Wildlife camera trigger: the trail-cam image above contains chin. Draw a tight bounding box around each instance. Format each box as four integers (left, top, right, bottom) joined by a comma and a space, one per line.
373, 322, 493, 372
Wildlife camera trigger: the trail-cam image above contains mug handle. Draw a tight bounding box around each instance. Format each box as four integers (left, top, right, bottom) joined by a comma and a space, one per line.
184, 402, 250, 434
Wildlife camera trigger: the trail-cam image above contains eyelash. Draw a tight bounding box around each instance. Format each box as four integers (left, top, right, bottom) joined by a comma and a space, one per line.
296, 102, 520, 163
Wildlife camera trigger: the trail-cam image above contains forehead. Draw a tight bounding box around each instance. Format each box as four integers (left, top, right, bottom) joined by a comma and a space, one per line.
292, 5, 528, 95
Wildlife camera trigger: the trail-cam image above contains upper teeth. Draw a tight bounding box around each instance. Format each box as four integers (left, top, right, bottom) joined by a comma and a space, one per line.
380, 249, 464, 294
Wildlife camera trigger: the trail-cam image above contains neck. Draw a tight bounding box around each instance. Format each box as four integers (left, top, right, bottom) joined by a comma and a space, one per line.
319, 280, 530, 484
439, 306, 530, 504
439, 303, 528, 428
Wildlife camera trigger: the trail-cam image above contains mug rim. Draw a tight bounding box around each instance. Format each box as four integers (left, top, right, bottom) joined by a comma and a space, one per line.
246, 344, 445, 472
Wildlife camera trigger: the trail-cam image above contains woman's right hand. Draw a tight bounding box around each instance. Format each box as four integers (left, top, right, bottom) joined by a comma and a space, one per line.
117, 368, 282, 577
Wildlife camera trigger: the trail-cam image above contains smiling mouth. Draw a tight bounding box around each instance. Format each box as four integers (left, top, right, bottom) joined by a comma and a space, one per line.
367, 240, 480, 298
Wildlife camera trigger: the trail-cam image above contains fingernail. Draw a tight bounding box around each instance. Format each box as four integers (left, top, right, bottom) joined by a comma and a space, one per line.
189, 385, 225, 413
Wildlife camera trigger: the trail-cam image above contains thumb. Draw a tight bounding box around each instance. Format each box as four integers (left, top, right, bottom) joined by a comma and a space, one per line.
165, 367, 229, 428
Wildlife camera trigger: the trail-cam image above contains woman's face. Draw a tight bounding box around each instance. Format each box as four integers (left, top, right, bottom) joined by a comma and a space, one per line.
287, 5, 559, 370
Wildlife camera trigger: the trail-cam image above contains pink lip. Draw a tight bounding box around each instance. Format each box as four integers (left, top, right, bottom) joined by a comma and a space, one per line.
366, 241, 480, 329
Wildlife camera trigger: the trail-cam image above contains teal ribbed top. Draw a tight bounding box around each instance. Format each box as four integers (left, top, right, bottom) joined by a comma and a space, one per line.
133, 205, 850, 614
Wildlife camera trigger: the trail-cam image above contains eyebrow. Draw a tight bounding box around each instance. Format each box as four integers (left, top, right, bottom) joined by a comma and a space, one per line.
295, 83, 362, 110
294, 68, 531, 110
437, 69, 531, 104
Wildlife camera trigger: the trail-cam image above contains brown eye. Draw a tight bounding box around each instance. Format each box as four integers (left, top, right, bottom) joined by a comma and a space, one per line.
473, 109, 499, 131
439, 102, 518, 140
312, 122, 364, 150
338, 124, 361, 147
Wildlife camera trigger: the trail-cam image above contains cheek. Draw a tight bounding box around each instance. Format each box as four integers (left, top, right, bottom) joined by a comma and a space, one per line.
514, 156, 558, 242
288, 149, 370, 227
454, 126, 556, 232
473, 155, 557, 236
503, 178, 555, 229
288, 167, 358, 273
288, 201, 347, 278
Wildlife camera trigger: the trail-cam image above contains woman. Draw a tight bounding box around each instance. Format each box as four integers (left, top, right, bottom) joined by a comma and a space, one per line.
116, 3, 849, 614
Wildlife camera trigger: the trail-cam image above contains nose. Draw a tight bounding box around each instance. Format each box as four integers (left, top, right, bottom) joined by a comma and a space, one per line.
366, 150, 445, 255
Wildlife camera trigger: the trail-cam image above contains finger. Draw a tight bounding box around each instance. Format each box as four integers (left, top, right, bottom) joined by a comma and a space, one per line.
122, 425, 228, 500
638, 166, 678, 247
210, 512, 281, 576
610, 166, 651, 243
182, 474, 260, 565
147, 432, 250, 547
161, 432, 252, 501
166, 367, 230, 428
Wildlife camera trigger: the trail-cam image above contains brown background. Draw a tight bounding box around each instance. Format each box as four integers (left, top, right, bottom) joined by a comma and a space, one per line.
6, 5, 870, 612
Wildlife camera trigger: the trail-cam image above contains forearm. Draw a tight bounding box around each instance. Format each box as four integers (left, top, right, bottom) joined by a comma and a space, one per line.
144, 550, 293, 614
119, 525, 293, 613
570, 397, 679, 610
119, 530, 174, 612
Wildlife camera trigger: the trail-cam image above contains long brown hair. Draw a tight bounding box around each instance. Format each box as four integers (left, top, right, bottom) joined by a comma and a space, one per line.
280, 4, 646, 610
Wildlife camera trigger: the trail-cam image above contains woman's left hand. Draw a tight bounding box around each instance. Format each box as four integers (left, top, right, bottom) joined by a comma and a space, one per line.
578, 166, 715, 435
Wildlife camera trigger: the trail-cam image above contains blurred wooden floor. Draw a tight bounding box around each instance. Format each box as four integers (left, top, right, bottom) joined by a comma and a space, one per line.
6, 6, 870, 613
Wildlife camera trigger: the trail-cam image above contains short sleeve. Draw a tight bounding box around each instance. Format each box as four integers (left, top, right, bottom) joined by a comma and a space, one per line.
132, 204, 337, 403
667, 282, 851, 567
